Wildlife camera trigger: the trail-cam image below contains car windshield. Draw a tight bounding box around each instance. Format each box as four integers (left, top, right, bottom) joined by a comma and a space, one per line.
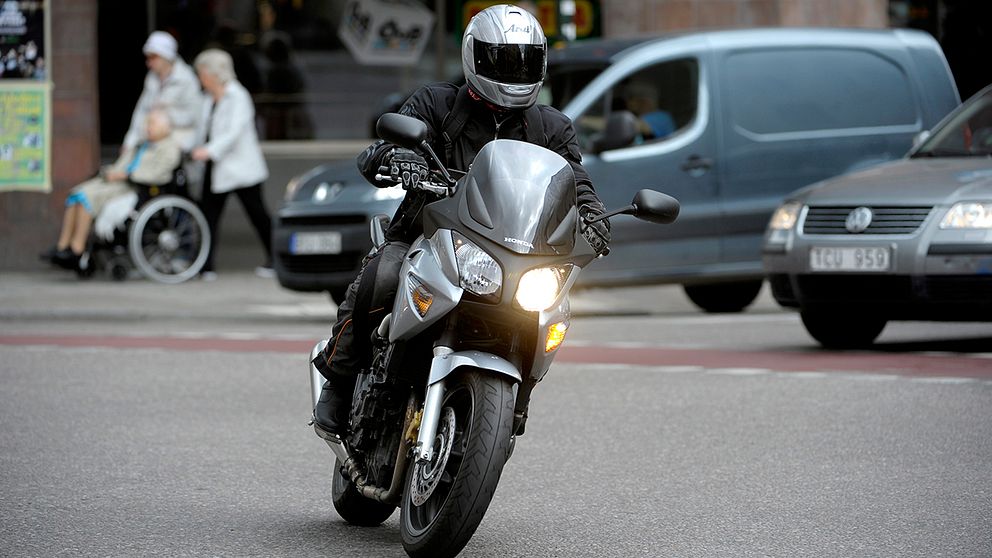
914, 89, 992, 158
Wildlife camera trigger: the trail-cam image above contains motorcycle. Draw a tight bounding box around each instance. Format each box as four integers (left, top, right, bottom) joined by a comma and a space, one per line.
308, 113, 679, 557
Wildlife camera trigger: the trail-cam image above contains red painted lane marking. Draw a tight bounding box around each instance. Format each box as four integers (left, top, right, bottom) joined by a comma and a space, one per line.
0, 334, 989, 379
556, 345, 992, 379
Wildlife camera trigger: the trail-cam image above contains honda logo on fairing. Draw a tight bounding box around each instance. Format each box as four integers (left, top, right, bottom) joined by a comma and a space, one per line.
845, 207, 873, 233
505, 237, 534, 249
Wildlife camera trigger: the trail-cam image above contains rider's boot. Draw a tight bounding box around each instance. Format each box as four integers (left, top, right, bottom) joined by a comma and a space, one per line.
313, 373, 356, 437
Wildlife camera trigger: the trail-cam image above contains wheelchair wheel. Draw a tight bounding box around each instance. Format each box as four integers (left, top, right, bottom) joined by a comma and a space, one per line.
128, 195, 210, 284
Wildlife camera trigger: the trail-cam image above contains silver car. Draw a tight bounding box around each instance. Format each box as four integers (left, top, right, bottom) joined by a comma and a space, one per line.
763, 85, 992, 348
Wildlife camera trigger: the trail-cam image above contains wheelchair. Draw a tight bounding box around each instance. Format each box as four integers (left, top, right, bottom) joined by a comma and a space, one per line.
76, 166, 210, 283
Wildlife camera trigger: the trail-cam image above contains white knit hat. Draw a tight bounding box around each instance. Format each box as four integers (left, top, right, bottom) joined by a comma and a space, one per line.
143, 31, 178, 61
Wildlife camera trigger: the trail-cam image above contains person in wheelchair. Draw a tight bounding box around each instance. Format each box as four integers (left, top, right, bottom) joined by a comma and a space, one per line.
43, 109, 183, 270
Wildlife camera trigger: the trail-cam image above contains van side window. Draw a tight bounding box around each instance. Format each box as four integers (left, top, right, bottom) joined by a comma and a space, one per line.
726, 49, 917, 135
576, 58, 699, 151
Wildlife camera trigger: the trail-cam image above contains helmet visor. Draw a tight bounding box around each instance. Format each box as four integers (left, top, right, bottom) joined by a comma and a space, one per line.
473, 40, 546, 85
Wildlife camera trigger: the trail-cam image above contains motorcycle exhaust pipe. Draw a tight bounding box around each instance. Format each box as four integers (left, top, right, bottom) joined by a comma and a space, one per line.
309, 339, 329, 410
308, 338, 410, 505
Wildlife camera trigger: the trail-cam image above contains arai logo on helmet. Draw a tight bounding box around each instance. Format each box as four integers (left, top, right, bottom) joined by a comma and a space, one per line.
505, 24, 532, 33
505, 236, 535, 249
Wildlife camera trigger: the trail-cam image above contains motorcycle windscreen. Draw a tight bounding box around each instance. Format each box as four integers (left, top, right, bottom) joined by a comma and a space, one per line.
459, 140, 577, 255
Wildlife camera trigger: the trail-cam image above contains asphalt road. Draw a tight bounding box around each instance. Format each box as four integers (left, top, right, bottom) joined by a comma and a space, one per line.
1, 274, 991, 557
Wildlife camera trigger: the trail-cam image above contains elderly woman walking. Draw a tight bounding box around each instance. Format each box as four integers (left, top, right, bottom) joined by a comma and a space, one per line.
190, 48, 273, 280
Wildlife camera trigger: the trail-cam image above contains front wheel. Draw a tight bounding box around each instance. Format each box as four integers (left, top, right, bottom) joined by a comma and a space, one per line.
400, 370, 515, 558
331, 458, 396, 526
800, 309, 887, 349
683, 280, 763, 313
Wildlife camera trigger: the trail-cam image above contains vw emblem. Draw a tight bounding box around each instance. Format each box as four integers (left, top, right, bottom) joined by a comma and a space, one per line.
845, 207, 873, 233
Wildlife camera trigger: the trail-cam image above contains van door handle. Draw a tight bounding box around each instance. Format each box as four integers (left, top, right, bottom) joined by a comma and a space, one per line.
681, 155, 713, 176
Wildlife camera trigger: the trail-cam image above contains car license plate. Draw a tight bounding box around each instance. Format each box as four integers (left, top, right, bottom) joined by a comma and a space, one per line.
290, 232, 342, 255
809, 246, 891, 272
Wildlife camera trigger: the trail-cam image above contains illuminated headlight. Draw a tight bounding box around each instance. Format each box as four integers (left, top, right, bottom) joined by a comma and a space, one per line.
940, 202, 992, 229
768, 202, 802, 230
515, 265, 572, 312
453, 232, 502, 301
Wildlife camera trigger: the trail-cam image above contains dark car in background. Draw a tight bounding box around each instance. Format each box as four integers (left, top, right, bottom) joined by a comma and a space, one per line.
763, 84, 992, 348
274, 28, 959, 309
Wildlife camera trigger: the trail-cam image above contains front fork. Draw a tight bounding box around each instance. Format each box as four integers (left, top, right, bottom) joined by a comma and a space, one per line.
414, 345, 453, 463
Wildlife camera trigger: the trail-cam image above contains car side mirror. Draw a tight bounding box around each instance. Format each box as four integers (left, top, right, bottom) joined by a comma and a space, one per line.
375, 113, 428, 150
591, 111, 639, 154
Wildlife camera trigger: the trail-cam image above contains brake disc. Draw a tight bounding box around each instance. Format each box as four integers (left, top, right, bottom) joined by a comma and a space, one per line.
409, 406, 456, 506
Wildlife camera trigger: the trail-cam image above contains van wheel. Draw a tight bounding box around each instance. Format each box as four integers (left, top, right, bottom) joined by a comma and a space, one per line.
801, 310, 886, 349
683, 280, 763, 313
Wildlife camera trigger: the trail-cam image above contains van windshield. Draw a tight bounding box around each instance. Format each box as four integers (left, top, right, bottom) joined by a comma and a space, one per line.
914, 90, 992, 158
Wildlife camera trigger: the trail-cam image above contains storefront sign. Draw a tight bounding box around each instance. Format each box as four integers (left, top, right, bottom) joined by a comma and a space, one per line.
339, 0, 435, 66
460, 0, 601, 40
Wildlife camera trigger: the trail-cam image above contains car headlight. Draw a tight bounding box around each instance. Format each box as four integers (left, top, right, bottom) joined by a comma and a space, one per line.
768, 202, 802, 230
284, 176, 303, 201
453, 232, 502, 301
515, 265, 573, 312
940, 202, 992, 229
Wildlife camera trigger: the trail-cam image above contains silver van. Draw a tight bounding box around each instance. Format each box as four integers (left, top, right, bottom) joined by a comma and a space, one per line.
274, 28, 959, 311
562, 28, 959, 311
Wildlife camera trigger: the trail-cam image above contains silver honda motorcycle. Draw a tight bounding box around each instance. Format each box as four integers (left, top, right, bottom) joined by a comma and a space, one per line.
308, 113, 679, 558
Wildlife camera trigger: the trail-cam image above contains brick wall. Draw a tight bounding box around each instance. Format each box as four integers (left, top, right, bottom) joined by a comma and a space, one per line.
0, 0, 100, 270
604, 0, 888, 35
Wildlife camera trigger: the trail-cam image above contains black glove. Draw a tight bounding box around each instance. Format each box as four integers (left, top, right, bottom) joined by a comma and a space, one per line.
580, 206, 611, 256
387, 148, 429, 190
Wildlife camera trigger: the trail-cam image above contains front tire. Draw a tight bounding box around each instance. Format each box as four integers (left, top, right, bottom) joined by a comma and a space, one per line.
683, 280, 763, 313
400, 370, 515, 558
800, 309, 887, 349
331, 458, 396, 526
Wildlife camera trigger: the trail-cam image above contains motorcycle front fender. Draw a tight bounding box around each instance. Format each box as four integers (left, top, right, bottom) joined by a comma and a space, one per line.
428, 350, 522, 385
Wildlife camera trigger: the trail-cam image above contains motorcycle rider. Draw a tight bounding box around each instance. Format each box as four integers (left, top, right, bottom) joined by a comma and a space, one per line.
312, 4, 611, 436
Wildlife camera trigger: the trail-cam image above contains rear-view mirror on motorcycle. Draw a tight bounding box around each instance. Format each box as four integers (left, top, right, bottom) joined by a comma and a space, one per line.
375, 113, 429, 150
631, 189, 680, 224
586, 189, 680, 225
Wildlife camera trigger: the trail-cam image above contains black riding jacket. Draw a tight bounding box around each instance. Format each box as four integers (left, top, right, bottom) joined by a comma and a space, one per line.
358, 83, 607, 244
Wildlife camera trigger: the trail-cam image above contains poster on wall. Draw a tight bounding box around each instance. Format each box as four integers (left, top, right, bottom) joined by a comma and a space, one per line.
0, 0, 49, 192
0, 0, 45, 80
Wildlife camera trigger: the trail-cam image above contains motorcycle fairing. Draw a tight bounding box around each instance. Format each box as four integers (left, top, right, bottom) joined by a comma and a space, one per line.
388, 234, 463, 343
453, 140, 578, 256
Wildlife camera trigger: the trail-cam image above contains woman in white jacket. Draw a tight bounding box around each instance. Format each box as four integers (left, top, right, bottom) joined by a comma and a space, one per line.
191, 49, 272, 279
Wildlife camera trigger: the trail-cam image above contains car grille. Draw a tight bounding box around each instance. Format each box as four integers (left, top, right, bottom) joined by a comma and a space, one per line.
278, 252, 363, 274
801, 206, 932, 235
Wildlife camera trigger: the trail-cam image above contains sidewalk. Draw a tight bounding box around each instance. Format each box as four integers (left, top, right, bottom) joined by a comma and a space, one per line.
0, 271, 335, 323
0, 270, 779, 324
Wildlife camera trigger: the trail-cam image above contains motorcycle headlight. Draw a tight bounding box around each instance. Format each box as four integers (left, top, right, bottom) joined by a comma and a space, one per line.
453, 232, 502, 301
768, 202, 802, 230
940, 202, 992, 229
515, 265, 573, 312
